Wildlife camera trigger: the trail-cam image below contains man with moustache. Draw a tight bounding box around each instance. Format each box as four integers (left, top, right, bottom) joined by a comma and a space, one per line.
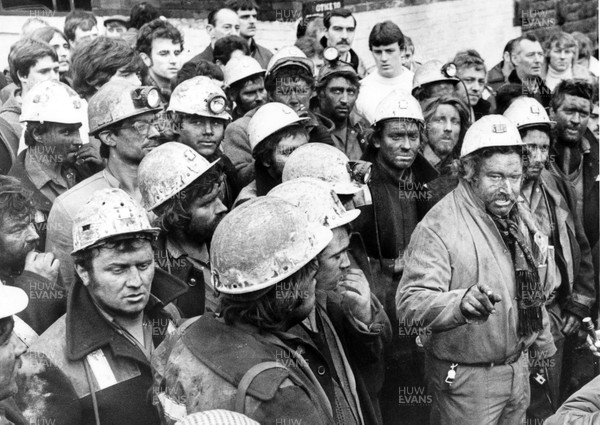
139, 142, 228, 317
508, 34, 551, 108
224, 0, 273, 69
167, 76, 240, 206
137, 19, 184, 102
320, 8, 367, 78
0, 176, 65, 337
397, 115, 556, 425
504, 96, 595, 420
16, 188, 186, 425
46, 80, 163, 289
223, 55, 267, 121
0, 285, 29, 425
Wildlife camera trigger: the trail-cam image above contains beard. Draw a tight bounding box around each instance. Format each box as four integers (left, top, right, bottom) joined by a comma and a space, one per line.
186, 213, 224, 241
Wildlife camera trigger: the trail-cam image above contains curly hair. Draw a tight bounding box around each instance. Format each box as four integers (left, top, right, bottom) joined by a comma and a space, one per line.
422, 95, 471, 157
252, 124, 309, 166
220, 259, 318, 332
213, 35, 249, 65
153, 169, 222, 234
550, 79, 593, 113
171, 60, 224, 91
136, 18, 183, 57
458, 145, 523, 182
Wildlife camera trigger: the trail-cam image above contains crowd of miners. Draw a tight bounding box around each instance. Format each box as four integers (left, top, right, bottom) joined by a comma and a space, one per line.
0, 1, 598, 424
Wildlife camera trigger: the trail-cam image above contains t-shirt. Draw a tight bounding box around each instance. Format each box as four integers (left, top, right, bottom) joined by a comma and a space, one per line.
354, 67, 414, 124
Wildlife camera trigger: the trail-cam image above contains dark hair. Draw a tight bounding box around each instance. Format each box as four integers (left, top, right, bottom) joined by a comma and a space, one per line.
459, 145, 523, 181
73, 237, 154, 273
64, 10, 97, 42
323, 8, 356, 29
265, 66, 315, 95
224, 0, 258, 12
423, 95, 471, 155
494, 83, 524, 114
220, 260, 318, 332
71, 36, 143, 98
153, 169, 221, 234
171, 60, 224, 91
368, 118, 426, 149
136, 18, 183, 57
368, 20, 404, 51
23, 122, 49, 147
29, 26, 69, 48
207, 8, 236, 27
512, 34, 540, 57
213, 35, 249, 65
550, 79, 593, 112
8, 38, 57, 88
253, 124, 309, 166
454, 49, 487, 73
503, 38, 519, 55
316, 69, 360, 94
130, 2, 160, 30
227, 75, 265, 106
0, 175, 35, 226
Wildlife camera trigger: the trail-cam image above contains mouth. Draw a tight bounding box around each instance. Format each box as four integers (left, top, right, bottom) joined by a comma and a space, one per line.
125, 293, 145, 302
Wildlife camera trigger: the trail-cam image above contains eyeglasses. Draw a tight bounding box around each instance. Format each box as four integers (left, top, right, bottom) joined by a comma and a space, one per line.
119, 121, 154, 138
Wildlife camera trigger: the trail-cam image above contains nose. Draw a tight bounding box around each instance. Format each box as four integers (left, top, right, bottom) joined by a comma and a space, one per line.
25, 223, 40, 244
147, 123, 161, 139
12, 333, 27, 357
571, 112, 582, 124
340, 91, 349, 104
443, 119, 453, 132
51, 69, 59, 80
340, 252, 351, 270
399, 136, 412, 150
214, 197, 228, 216
202, 121, 214, 134
125, 267, 144, 288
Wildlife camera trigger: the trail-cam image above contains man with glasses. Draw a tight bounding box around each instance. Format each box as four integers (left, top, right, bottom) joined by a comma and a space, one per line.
46, 80, 163, 289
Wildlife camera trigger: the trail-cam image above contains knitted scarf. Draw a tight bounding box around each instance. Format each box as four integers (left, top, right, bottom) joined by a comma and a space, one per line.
490, 207, 545, 336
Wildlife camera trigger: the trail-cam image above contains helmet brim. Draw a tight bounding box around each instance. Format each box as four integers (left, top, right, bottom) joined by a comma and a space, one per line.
0, 285, 28, 319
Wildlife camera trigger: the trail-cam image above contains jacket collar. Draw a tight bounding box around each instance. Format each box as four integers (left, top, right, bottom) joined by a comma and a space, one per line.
65, 267, 187, 360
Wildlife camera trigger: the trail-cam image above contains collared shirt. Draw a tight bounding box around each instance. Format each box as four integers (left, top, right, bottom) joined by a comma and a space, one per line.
25, 150, 76, 202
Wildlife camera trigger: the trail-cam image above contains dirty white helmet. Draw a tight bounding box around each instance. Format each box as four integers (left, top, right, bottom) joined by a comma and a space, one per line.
167, 76, 231, 121
72, 188, 159, 254
211, 197, 332, 295
282, 143, 364, 195
175, 410, 259, 425
372, 91, 424, 126
248, 102, 308, 152
0, 283, 28, 320
266, 45, 314, 77
503, 96, 555, 130
224, 55, 265, 88
412, 60, 460, 95
21, 80, 85, 124
88, 80, 162, 135
460, 115, 523, 158
138, 142, 220, 211
268, 177, 360, 229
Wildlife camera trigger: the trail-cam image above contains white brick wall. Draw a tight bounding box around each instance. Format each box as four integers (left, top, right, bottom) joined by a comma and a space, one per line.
0, 0, 520, 76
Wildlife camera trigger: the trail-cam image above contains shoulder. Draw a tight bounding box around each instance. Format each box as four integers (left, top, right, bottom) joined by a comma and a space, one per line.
52, 171, 107, 214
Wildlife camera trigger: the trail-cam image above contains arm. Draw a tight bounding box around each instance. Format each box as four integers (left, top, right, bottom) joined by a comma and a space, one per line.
45, 200, 76, 290
396, 224, 470, 333
545, 375, 600, 425
221, 121, 255, 188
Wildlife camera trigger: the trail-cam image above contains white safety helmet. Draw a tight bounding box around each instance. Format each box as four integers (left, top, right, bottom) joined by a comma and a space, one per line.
503, 96, 555, 130
0, 283, 28, 320
268, 177, 360, 229
248, 102, 308, 152
282, 143, 365, 195
21, 80, 85, 124
460, 115, 523, 158
224, 56, 265, 88
266, 46, 314, 78
372, 91, 424, 126
138, 142, 220, 211
175, 410, 259, 425
412, 60, 460, 95
210, 197, 332, 295
167, 76, 231, 121
72, 188, 159, 254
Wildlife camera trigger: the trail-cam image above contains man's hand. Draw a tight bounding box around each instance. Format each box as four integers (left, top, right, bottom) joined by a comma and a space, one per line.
23, 251, 60, 283
562, 313, 581, 336
338, 268, 372, 324
460, 284, 502, 321
585, 329, 600, 357
76, 144, 104, 172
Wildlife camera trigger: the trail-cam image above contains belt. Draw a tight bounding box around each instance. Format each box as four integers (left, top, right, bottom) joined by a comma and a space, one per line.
463, 350, 523, 368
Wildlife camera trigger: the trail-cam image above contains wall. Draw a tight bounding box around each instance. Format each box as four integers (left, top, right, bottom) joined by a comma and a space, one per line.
0, 0, 523, 72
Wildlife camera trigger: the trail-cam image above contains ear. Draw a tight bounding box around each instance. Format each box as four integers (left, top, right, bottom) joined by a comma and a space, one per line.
16, 70, 27, 88
206, 24, 215, 40
139, 52, 152, 68
97, 130, 117, 147
372, 134, 381, 149
75, 264, 91, 287
31, 125, 45, 144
